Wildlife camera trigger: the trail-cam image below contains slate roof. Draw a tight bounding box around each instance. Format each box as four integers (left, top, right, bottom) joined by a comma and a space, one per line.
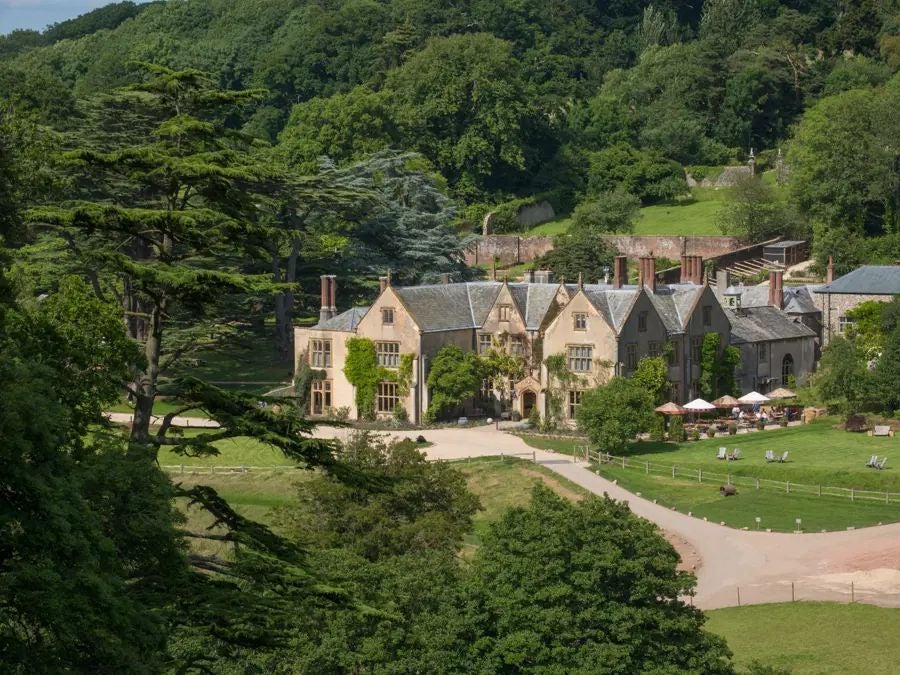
582, 285, 639, 333
313, 306, 369, 331
648, 284, 704, 334
728, 306, 817, 344
733, 284, 821, 314
814, 266, 900, 295
394, 283, 491, 332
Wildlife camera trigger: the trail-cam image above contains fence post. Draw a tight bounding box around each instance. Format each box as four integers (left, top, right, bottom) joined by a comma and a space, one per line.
727, 473, 731, 485
532, 450, 536, 463
851, 488, 854, 502
622, 456, 626, 469
698, 468, 702, 483
646, 461, 649, 475
851, 581, 855, 603
736, 587, 741, 607
791, 582, 795, 602
672, 465, 676, 479
786, 481, 790, 494
180, 464, 184, 475
886, 491, 889, 504
755, 478, 760, 490
211, 466, 215, 475
817, 485, 821, 497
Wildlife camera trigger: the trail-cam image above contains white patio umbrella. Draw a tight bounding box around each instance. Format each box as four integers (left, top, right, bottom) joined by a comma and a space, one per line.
738, 391, 770, 404
683, 398, 716, 411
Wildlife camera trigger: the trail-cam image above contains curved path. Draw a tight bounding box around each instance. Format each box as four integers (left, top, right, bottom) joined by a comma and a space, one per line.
108, 411, 900, 609
318, 424, 900, 610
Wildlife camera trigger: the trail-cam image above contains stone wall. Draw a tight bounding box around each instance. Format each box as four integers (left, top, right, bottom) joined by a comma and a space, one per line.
464, 234, 743, 267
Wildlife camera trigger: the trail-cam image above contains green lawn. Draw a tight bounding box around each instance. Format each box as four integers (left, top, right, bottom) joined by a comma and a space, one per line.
525, 216, 572, 237
158, 431, 294, 468
107, 397, 208, 417
596, 464, 900, 531
521, 421, 900, 531
632, 187, 726, 236
706, 602, 900, 674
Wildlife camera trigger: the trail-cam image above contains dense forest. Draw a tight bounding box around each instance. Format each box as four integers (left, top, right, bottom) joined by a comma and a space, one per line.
1, 2, 899, 671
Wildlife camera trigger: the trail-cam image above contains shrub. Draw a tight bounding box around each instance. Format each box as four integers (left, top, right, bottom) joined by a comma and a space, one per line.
779, 417, 788, 428
690, 428, 700, 441
727, 422, 737, 436
707, 426, 716, 438
511, 411, 522, 422
669, 416, 685, 442
392, 403, 408, 425
756, 419, 765, 431
649, 414, 666, 442
528, 405, 541, 428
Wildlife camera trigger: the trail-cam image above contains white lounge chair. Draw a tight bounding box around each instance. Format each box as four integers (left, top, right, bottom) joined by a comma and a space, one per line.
866, 455, 879, 468
779, 451, 789, 463
876, 457, 888, 470
765, 450, 775, 462
717, 447, 727, 460
732, 449, 741, 461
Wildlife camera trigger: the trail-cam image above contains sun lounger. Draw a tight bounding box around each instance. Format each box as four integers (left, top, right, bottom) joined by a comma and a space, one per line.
765, 450, 775, 462
876, 457, 888, 470
717, 447, 727, 460
731, 449, 741, 461
779, 451, 789, 463
866, 455, 879, 468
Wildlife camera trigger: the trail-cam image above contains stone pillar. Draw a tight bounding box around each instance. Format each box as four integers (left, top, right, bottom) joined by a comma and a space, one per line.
826, 256, 834, 284
319, 275, 334, 323
772, 270, 784, 310
328, 274, 337, 315
639, 256, 656, 293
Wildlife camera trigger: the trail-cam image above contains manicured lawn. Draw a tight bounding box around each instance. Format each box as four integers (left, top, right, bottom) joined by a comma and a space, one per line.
107, 397, 208, 417
516, 434, 588, 456
633, 187, 726, 236
706, 602, 900, 674
596, 464, 900, 531
525, 420, 900, 491
525, 216, 572, 237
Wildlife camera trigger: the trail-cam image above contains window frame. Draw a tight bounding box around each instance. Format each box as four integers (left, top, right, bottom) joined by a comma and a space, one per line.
626, 343, 637, 371
567, 390, 583, 419
566, 344, 593, 372
702, 305, 712, 327
381, 307, 395, 325
498, 304, 511, 322
376, 381, 400, 414
648, 341, 661, 357
478, 333, 492, 354
638, 311, 648, 332
310, 339, 332, 368
691, 336, 703, 363
573, 312, 588, 331
375, 341, 401, 367
758, 343, 768, 363
509, 335, 524, 356
310, 379, 332, 415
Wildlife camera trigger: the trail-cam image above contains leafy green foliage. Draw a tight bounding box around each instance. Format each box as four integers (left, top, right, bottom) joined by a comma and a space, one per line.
716, 174, 804, 241
577, 377, 654, 453
811, 337, 872, 414
276, 432, 481, 560
571, 189, 641, 233
698, 332, 741, 400
536, 229, 617, 284
458, 486, 734, 673
587, 142, 687, 204
426, 345, 483, 421
632, 355, 671, 406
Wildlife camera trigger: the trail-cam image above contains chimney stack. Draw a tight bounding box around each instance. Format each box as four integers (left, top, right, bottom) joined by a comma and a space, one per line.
680, 255, 690, 284
769, 270, 784, 310
613, 256, 627, 289
328, 275, 337, 315
522, 270, 534, 283
441, 272, 452, 285
378, 275, 389, 294
320, 275, 335, 323
826, 256, 834, 284
638, 255, 656, 293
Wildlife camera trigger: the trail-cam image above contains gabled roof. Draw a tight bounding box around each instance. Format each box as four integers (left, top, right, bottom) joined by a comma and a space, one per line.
580, 285, 641, 333
313, 306, 369, 331
733, 284, 822, 314
728, 306, 817, 344
648, 284, 704, 334
815, 266, 900, 295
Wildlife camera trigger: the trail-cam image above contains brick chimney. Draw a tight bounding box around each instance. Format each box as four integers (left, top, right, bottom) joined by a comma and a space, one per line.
681, 255, 703, 284
328, 274, 337, 315
680, 255, 690, 284
770, 270, 784, 310
320, 275, 335, 323
379, 275, 390, 294
826, 256, 834, 283
638, 255, 656, 293
613, 256, 627, 289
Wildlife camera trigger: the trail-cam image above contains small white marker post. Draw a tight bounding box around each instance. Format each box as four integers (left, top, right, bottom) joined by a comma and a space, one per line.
795, 518, 802, 533
755, 516, 761, 530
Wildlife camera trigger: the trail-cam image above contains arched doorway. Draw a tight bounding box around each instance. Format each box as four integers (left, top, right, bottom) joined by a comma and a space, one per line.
782, 354, 794, 385
522, 390, 537, 418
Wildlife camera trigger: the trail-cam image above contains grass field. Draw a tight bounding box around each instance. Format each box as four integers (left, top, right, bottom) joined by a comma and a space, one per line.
520, 421, 900, 531
706, 602, 900, 674
108, 397, 208, 417
632, 187, 726, 236
158, 431, 293, 468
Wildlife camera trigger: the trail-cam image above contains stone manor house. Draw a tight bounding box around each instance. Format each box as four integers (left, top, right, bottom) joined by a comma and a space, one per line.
295, 254, 819, 425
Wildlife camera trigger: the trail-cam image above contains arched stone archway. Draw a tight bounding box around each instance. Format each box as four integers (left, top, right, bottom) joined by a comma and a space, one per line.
522, 390, 537, 418
782, 354, 794, 385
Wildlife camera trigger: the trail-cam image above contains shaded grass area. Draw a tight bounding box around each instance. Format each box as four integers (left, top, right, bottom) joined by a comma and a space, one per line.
633, 187, 726, 236
516, 434, 588, 456
705, 602, 900, 674
595, 464, 900, 531
157, 431, 293, 468
107, 397, 207, 417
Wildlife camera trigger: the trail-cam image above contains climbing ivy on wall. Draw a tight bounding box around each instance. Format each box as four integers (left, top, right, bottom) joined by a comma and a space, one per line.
343, 337, 413, 419
698, 333, 741, 399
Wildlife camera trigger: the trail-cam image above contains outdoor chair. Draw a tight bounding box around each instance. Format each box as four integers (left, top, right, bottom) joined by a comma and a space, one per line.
731, 449, 741, 461
717, 448, 727, 460
778, 451, 789, 463
866, 455, 879, 468
876, 457, 888, 470
869, 425, 894, 438
765, 450, 775, 462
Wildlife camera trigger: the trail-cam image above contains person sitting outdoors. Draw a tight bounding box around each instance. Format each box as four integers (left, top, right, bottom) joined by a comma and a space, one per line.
731, 405, 740, 419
